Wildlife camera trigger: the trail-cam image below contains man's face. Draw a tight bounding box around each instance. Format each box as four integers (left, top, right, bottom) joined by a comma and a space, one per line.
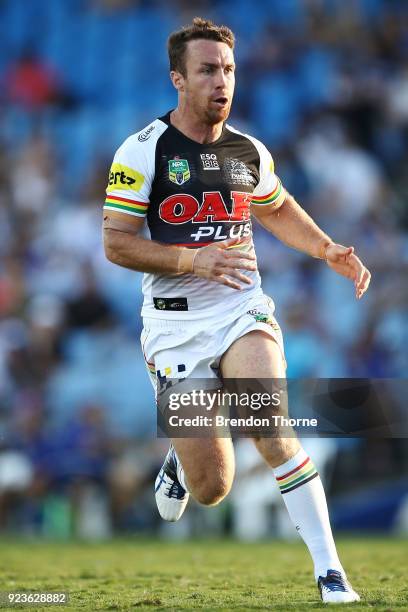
175, 39, 235, 125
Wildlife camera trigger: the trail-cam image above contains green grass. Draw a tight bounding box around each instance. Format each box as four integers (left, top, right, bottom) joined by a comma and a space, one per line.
0, 537, 406, 610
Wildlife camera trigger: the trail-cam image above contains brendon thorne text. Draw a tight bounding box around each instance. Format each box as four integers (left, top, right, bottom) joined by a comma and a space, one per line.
168, 415, 318, 428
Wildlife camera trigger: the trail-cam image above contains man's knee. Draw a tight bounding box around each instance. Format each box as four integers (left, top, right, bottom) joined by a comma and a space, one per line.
174, 438, 235, 506
253, 436, 300, 467
189, 471, 232, 506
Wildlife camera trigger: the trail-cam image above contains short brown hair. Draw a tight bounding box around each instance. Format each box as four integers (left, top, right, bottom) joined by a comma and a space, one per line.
168, 17, 235, 76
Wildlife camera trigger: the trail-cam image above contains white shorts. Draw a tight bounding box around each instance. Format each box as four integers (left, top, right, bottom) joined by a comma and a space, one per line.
141, 294, 285, 391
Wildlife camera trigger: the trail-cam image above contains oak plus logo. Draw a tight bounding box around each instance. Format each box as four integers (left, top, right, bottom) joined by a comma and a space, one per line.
158, 191, 252, 242
224, 158, 255, 186
200, 153, 220, 170
159, 191, 251, 224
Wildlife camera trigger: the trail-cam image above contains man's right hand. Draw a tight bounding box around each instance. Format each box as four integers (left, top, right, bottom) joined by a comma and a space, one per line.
192, 237, 257, 290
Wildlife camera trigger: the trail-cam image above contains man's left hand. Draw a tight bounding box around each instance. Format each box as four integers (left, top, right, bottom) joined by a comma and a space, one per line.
325, 244, 371, 300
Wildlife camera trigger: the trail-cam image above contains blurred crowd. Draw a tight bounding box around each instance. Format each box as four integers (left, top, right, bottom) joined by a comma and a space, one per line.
0, 0, 407, 538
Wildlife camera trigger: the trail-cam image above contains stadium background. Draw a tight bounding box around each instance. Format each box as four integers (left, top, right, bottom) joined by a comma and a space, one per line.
0, 0, 407, 541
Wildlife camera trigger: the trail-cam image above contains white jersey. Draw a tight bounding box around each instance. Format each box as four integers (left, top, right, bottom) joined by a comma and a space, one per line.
104, 111, 286, 320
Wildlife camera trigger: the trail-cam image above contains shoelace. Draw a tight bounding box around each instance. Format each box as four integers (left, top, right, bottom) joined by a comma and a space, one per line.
321, 572, 349, 592
167, 481, 185, 500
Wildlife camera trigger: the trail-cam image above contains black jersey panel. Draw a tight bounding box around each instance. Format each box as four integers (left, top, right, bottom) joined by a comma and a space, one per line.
147, 115, 261, 246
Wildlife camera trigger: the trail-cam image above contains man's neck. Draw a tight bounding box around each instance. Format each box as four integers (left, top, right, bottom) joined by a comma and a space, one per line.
170, 108, 223, 144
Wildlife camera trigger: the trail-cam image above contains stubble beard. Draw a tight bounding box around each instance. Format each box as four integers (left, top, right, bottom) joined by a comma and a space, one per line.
186, 89, 231, 126
204, 104, 231, 126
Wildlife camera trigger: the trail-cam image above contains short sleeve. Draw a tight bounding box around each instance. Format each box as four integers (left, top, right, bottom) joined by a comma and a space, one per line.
251, 142, 286, 212
104, 136, 153, 218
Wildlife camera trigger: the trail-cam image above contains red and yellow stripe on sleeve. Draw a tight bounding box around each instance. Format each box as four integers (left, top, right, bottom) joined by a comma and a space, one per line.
104, 194, 149, 217
251, 178, 286, 211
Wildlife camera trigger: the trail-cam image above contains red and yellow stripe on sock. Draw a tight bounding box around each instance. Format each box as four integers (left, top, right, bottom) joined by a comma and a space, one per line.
276, 456, 318, 494
104, 194, 149, 217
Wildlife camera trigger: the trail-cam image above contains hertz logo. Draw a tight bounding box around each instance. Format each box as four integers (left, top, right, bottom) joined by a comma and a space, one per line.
107, 162, 145, 192
109, 171, 135, 186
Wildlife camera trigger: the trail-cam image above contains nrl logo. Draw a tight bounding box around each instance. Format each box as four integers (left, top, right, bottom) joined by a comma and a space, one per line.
224, 158, 255, 186
168, 157, 190, 185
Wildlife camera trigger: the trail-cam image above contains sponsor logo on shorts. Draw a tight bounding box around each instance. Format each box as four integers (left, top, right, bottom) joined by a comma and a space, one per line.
200, 153, 220, 170
138, 125, 155, 142
155, 299, 166, 310
107, 162, 145, 192
168, 158, 191, 185
153, 297, 188, 311
247, 309, 280, 330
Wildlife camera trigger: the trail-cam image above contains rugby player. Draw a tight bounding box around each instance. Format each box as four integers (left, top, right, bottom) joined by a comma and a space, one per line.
103, 17, 370, 604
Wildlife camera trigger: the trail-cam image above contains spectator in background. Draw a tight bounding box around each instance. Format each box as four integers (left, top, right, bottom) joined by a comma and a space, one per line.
4, 50, 63, 110
296, 116, 385, 225
9, 136, 56, 219
46, 403, 113, 539
65, 263, 112, 331
0, 393, 52, 532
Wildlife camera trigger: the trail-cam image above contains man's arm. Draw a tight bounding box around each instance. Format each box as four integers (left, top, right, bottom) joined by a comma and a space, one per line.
252, 192, 371, 299
103, 210, 257, 290
103, 211, 182, 273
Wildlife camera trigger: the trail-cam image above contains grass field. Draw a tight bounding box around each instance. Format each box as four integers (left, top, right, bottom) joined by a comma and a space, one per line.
0, 537, 406, 610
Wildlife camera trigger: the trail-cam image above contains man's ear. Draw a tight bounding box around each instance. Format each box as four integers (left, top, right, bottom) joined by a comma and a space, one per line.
170, 70, 185, 92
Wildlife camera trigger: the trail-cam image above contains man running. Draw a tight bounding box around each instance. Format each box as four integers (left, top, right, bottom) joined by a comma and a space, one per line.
103, 17, 370, 604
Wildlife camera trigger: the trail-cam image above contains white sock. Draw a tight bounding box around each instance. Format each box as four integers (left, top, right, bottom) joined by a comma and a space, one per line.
273, 447, 344, 581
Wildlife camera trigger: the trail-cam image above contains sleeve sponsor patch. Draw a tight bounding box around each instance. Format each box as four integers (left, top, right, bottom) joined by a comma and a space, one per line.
107, 162, 145, 193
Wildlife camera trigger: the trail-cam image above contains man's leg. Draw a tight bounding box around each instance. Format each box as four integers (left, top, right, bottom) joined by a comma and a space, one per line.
171, 437, 235, 506
221, 330, 359, 603
155, 436, 234, 521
